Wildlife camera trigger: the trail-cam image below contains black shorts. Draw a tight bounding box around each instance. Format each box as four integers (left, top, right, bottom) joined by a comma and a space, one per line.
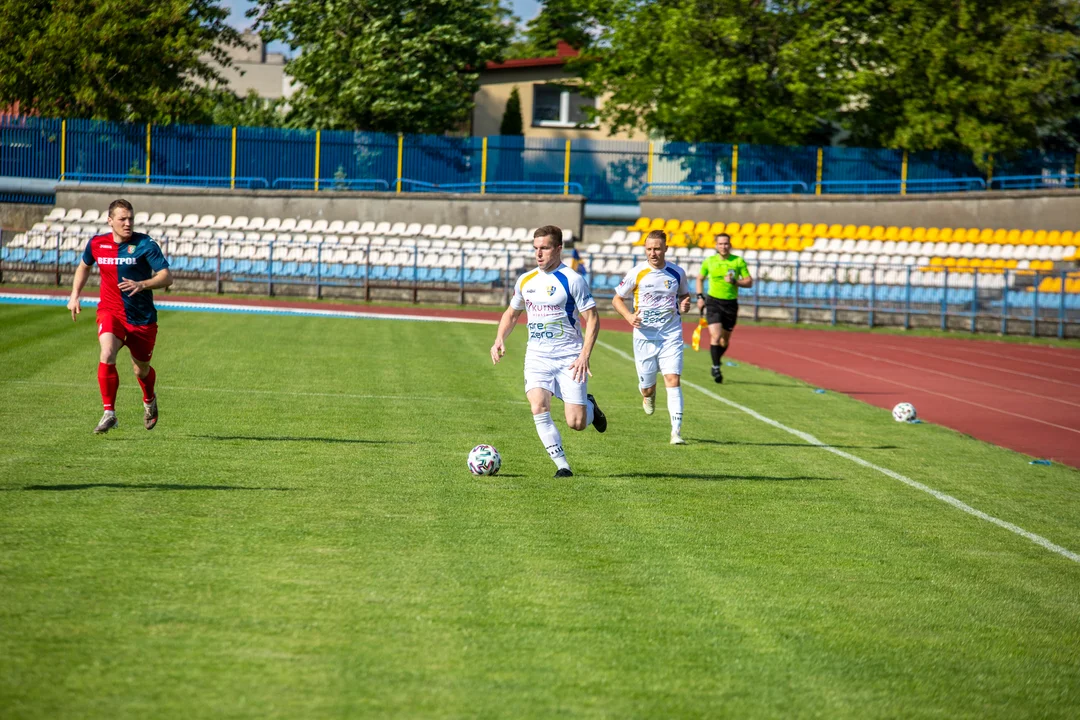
705, 297, 739, 331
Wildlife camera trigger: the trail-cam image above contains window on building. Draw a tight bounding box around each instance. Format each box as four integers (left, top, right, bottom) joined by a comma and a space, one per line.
532, 84, 597, 128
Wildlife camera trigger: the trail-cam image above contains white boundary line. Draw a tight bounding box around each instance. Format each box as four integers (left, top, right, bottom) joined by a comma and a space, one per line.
597, 339, 1080, 565
0, 292, 499, 325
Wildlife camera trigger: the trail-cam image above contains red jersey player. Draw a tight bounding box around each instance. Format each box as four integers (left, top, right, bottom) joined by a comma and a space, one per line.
67, 199, 172, 433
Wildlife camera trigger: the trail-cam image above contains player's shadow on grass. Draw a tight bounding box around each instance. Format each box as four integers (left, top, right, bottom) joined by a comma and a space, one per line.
21, 483, 292, 492
689, 438, 900, 450
195, 434, 411, 445
603, 472, 833, 482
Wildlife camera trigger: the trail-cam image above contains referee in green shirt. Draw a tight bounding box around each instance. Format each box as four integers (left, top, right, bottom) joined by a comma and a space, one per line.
695, 233, 753, 383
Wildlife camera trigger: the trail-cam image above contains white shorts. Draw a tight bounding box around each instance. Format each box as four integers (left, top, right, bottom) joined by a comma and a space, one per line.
634, 330, 684, 388
524, 353, 588, 406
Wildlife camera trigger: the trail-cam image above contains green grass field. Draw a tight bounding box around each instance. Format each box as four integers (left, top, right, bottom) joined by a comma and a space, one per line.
2, 303, 1079, 718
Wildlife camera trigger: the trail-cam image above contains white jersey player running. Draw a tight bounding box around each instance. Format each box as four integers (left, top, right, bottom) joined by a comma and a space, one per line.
612, 230, 692, 444
490, 225, 607, 478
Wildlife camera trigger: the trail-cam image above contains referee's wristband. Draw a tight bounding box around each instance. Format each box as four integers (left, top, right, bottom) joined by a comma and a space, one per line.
697, 294, 705, 300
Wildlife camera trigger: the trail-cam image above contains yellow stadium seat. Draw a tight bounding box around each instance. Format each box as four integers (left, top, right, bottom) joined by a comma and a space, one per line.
1060, 230, 1074, 245
925, 227, 940, 242
842, 224, 857, 238
679, 219, 696, 235
898, 227, 913, 241
663, 219, 681, 234
943, 257, 957, 267
812, 223, 828, 237
783, 237, 800, 251
784, 222, 799, 236
1032, 230, 1047, 245
648, 218, 665, 232
801, 237, 815, 250
975, 228, 991, 243
718, 221, 736, 235
992, 229, 1007, 244
911, 227, 926, 242
1005, 229, 1020, 244
870, 225, 886, 240
827, 224, 843, 238
1006, 260, 1019, 268
629, 217, 650, 232
856, 225, 872, 240
956, 258, 970, 268
939, 228, 954, 242
728, 234, 742, 249
884, 226, 899, 241
930, 257, 943, 266
695, 233, 713, 249
1069, 278, 1080, 292
797, 223, 813, 237
669, 232, 688, 247
741, 222, 756, 236
1047, 230, 1062, 246
1019, 229, 1034, 244
743, 236, 759, 250
992, 259, 1007, 268
763, 222, 779, 236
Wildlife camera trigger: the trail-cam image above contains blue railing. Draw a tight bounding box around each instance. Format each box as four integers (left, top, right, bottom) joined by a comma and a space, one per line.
62, 173, 270, 189
641, 180, 809, 196
3, 115, 1080, 204
271, 177, 391, 191
989, 174, 1080, 191
813, 177, 987, 194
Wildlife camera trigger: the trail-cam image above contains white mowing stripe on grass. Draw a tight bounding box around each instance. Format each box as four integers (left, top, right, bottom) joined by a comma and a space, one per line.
0, 293, 499, 325
597, 339, 1080, 565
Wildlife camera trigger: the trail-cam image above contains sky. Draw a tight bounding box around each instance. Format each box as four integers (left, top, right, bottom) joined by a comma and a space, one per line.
221, 0, 543, 56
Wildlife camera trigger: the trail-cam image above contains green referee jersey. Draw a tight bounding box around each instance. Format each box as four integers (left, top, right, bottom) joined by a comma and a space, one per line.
701, 253, 750, 300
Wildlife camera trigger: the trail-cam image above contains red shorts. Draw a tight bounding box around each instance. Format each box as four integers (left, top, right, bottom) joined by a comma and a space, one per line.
97, 313, 158, 362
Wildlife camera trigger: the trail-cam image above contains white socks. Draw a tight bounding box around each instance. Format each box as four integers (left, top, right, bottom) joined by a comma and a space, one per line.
667, 387, 683, 435
533, 412, 570, 470
586, 397, 595, 426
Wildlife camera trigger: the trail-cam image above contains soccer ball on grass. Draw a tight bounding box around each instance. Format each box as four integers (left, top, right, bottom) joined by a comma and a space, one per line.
467, 444, 501, 476
892, 402, 917, 423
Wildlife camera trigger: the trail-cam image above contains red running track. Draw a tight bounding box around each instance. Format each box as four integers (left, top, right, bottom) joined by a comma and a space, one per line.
713, 326, 1080, 469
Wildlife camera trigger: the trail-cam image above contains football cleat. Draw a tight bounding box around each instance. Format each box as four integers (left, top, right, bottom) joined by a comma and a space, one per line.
712, 365, 724, 384
144, 397, 158, 430
670, 432, 687, 445
587, 393, 607, 433
554, 468, 574, 478
643, 395, 655, 415
93, 411, 118, 434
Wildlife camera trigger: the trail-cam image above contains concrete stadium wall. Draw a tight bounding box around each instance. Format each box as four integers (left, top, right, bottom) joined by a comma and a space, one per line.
640, 190, 1080, 232
54, 185, 584, 237
0, 202, 54, 231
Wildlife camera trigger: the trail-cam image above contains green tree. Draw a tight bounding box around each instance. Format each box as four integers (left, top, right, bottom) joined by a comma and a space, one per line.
572, 0, 854, 145
508, 0, 593, 58
252, 0, 514, 133
843, 0, 1080, 163
0, 0, 246, 123
500, 87, 524, 135
205, 89, 290, 128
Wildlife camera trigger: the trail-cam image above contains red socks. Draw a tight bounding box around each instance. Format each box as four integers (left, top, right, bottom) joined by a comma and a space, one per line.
137, 367, 156, 403
97, 363, 119, 411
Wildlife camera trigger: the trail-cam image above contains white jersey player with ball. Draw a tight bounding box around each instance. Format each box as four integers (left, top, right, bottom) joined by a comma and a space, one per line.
491, 225, 607, 478
612, 230, 692, 444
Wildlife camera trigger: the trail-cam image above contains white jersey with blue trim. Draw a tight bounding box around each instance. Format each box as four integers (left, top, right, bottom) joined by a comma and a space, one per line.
510, 263, 596, 357
615, 261, 690, 338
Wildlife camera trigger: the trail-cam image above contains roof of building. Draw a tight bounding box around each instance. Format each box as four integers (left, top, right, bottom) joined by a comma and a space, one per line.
484, 41, 579, 71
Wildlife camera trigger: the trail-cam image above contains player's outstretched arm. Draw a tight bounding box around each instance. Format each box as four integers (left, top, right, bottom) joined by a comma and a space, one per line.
118, 268, 173, 297
569, 307, 600, 383
490, 307, 522, 365
611, 294, 640, 328
67, 261, 91, 321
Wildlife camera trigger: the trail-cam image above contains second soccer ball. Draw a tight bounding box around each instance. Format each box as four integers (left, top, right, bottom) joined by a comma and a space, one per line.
892, 402, 917, 423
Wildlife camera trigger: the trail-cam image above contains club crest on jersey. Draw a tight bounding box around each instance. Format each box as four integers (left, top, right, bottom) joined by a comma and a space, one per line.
546, 285, 556, 296
664, 279, 674, 289
127, 245, 135, 254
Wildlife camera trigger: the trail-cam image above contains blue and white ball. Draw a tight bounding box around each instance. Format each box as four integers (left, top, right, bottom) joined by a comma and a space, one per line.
892, 402, 917, 423
467, 444, 501, 476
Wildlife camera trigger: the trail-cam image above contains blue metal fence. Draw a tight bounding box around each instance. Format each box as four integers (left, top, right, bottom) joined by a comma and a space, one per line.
4, 115, 1080, 204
